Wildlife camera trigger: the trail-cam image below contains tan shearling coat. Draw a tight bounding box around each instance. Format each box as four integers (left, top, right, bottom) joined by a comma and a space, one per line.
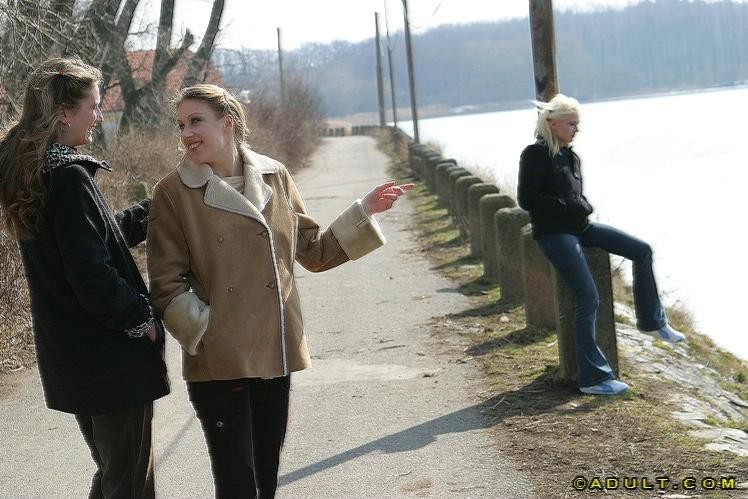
147, 146, 385, 381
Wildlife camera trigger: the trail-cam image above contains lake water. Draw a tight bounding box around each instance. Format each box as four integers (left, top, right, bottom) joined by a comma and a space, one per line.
399, 86, 748, 361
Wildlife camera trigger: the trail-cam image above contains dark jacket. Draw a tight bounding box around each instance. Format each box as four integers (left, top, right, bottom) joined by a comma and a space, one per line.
517, 142, 593, 238
18, 144, 169, 415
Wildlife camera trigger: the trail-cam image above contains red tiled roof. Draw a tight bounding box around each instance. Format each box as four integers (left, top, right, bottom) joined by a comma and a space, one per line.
102, 50, 225, 113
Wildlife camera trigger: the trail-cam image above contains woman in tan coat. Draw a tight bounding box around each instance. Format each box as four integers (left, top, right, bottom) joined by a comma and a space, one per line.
147, 84, 412, 498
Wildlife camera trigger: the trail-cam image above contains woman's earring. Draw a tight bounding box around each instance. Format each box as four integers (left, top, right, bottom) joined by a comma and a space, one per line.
59, 121, 71, 133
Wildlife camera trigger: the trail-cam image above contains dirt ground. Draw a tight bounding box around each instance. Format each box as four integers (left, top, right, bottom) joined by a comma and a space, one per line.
395, 163, 748, 498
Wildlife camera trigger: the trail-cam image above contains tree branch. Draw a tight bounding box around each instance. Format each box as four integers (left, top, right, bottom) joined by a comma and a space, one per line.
182, 0, 225, 87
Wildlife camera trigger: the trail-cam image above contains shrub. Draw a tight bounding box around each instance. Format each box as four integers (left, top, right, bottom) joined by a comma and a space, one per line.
0, 231, 34, 373
94, 129, 181, 211
244, 73, 324, 171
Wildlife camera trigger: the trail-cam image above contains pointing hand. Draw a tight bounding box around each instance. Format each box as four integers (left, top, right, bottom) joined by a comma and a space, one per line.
361, 181, 416, 216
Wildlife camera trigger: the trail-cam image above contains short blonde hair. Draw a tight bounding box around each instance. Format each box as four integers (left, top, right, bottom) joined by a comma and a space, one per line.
173, 84, 248, 147
533, 93, 580, 157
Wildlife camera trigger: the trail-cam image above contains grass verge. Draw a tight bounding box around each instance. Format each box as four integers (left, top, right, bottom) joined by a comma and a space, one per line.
377, 130, 748, 498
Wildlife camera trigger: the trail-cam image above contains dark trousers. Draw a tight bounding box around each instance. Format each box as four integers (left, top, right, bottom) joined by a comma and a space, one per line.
537, 223, 667, 387
187, 376, 291, 499
75, 402, 155, 499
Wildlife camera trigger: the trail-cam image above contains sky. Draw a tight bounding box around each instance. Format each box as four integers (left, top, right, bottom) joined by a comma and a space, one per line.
129, 0, 645, 51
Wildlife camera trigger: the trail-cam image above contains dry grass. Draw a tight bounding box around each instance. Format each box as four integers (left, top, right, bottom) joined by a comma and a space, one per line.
94, 129, 182, 211
612, 268, 748, 402
245, 74, 324, 171
0, 232, 34, 373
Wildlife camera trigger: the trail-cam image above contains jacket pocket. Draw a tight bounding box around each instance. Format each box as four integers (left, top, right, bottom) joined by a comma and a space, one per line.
163, 291, 210, 356
567, 193, 593, 217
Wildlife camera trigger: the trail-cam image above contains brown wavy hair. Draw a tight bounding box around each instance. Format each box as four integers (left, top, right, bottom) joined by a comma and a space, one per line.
0, 57, 101, 240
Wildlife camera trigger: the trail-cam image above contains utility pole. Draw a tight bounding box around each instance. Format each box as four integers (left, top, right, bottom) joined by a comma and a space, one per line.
528, 0, 559, 101
401, 0, 419, 143
374, 12, 386, 127
384, 0, 398, 127
277, 27, 286, 106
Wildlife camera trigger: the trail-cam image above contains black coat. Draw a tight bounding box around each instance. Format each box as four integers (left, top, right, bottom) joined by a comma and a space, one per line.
18, 150, 169, 415
517, 142, 593, 238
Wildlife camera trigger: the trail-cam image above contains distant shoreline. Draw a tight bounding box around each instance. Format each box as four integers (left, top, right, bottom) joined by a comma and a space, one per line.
329, 83, 748, 126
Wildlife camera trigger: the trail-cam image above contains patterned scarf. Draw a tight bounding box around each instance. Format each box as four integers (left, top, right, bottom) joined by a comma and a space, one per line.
44, 143, 111, 173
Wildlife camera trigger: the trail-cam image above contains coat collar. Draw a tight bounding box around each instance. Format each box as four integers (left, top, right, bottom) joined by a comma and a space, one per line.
177, 145, 278, 225
177, 145, 278, 187
44, 143, 112, 176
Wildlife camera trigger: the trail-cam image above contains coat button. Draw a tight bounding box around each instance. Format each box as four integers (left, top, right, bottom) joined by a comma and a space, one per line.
228, 286, 234, 293
217, 236, 224, 243
266, 281, 276, 290
257, 230, 269, 239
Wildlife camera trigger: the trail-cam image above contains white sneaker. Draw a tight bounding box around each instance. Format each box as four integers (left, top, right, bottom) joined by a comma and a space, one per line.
579, 379, 630, 395
643, 324, 686, 343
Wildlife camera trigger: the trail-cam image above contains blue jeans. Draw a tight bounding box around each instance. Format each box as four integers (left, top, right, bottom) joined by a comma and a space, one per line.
536, 223, 667, 387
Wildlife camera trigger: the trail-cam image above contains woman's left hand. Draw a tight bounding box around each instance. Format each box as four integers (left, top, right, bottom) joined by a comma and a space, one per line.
361, 181, 416, 216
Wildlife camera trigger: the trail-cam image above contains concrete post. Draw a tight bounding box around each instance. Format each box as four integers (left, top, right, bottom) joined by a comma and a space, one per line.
374, 12, 386, 127
467, 183, 500, 257
407, 143, 419, 167
436, 165, 464, 205
520, 225, 555, 329
408, 143, 429, 177
432, 162, 452, 198
402, 0, 420, 143
447, 170, 472, 215
425, 156, 452, 192
277, 27, 286, 107
385, 15, 398, 128
479, 194, 517, 281
494, 208, 530, 303
418, 150, 439, 179
454, 176, 483, 239
552, 247, 619, 383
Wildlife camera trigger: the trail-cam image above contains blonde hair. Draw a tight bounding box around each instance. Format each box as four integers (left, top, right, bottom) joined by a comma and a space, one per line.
533, 93, 580, 157
173, 84, 248, 148
0, 57, 101, 240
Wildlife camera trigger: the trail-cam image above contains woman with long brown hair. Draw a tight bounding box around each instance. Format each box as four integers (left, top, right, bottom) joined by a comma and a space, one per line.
0, 57, 169, 498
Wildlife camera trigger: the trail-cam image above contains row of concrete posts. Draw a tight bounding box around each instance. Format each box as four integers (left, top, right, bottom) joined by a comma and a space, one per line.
405, 134, 620, 385
322, 125, 383, 137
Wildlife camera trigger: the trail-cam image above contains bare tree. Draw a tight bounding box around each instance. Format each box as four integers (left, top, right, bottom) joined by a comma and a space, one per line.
182, 0, 224, 87
80, 0, 135, 124
1, 1, 52, 112
44, 0, 75, 55
121, 0, 194, 129
0, 0, 225, 131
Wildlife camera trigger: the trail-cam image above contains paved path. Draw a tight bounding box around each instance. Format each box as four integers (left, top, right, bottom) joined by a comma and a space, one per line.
0, 136, 531, 498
